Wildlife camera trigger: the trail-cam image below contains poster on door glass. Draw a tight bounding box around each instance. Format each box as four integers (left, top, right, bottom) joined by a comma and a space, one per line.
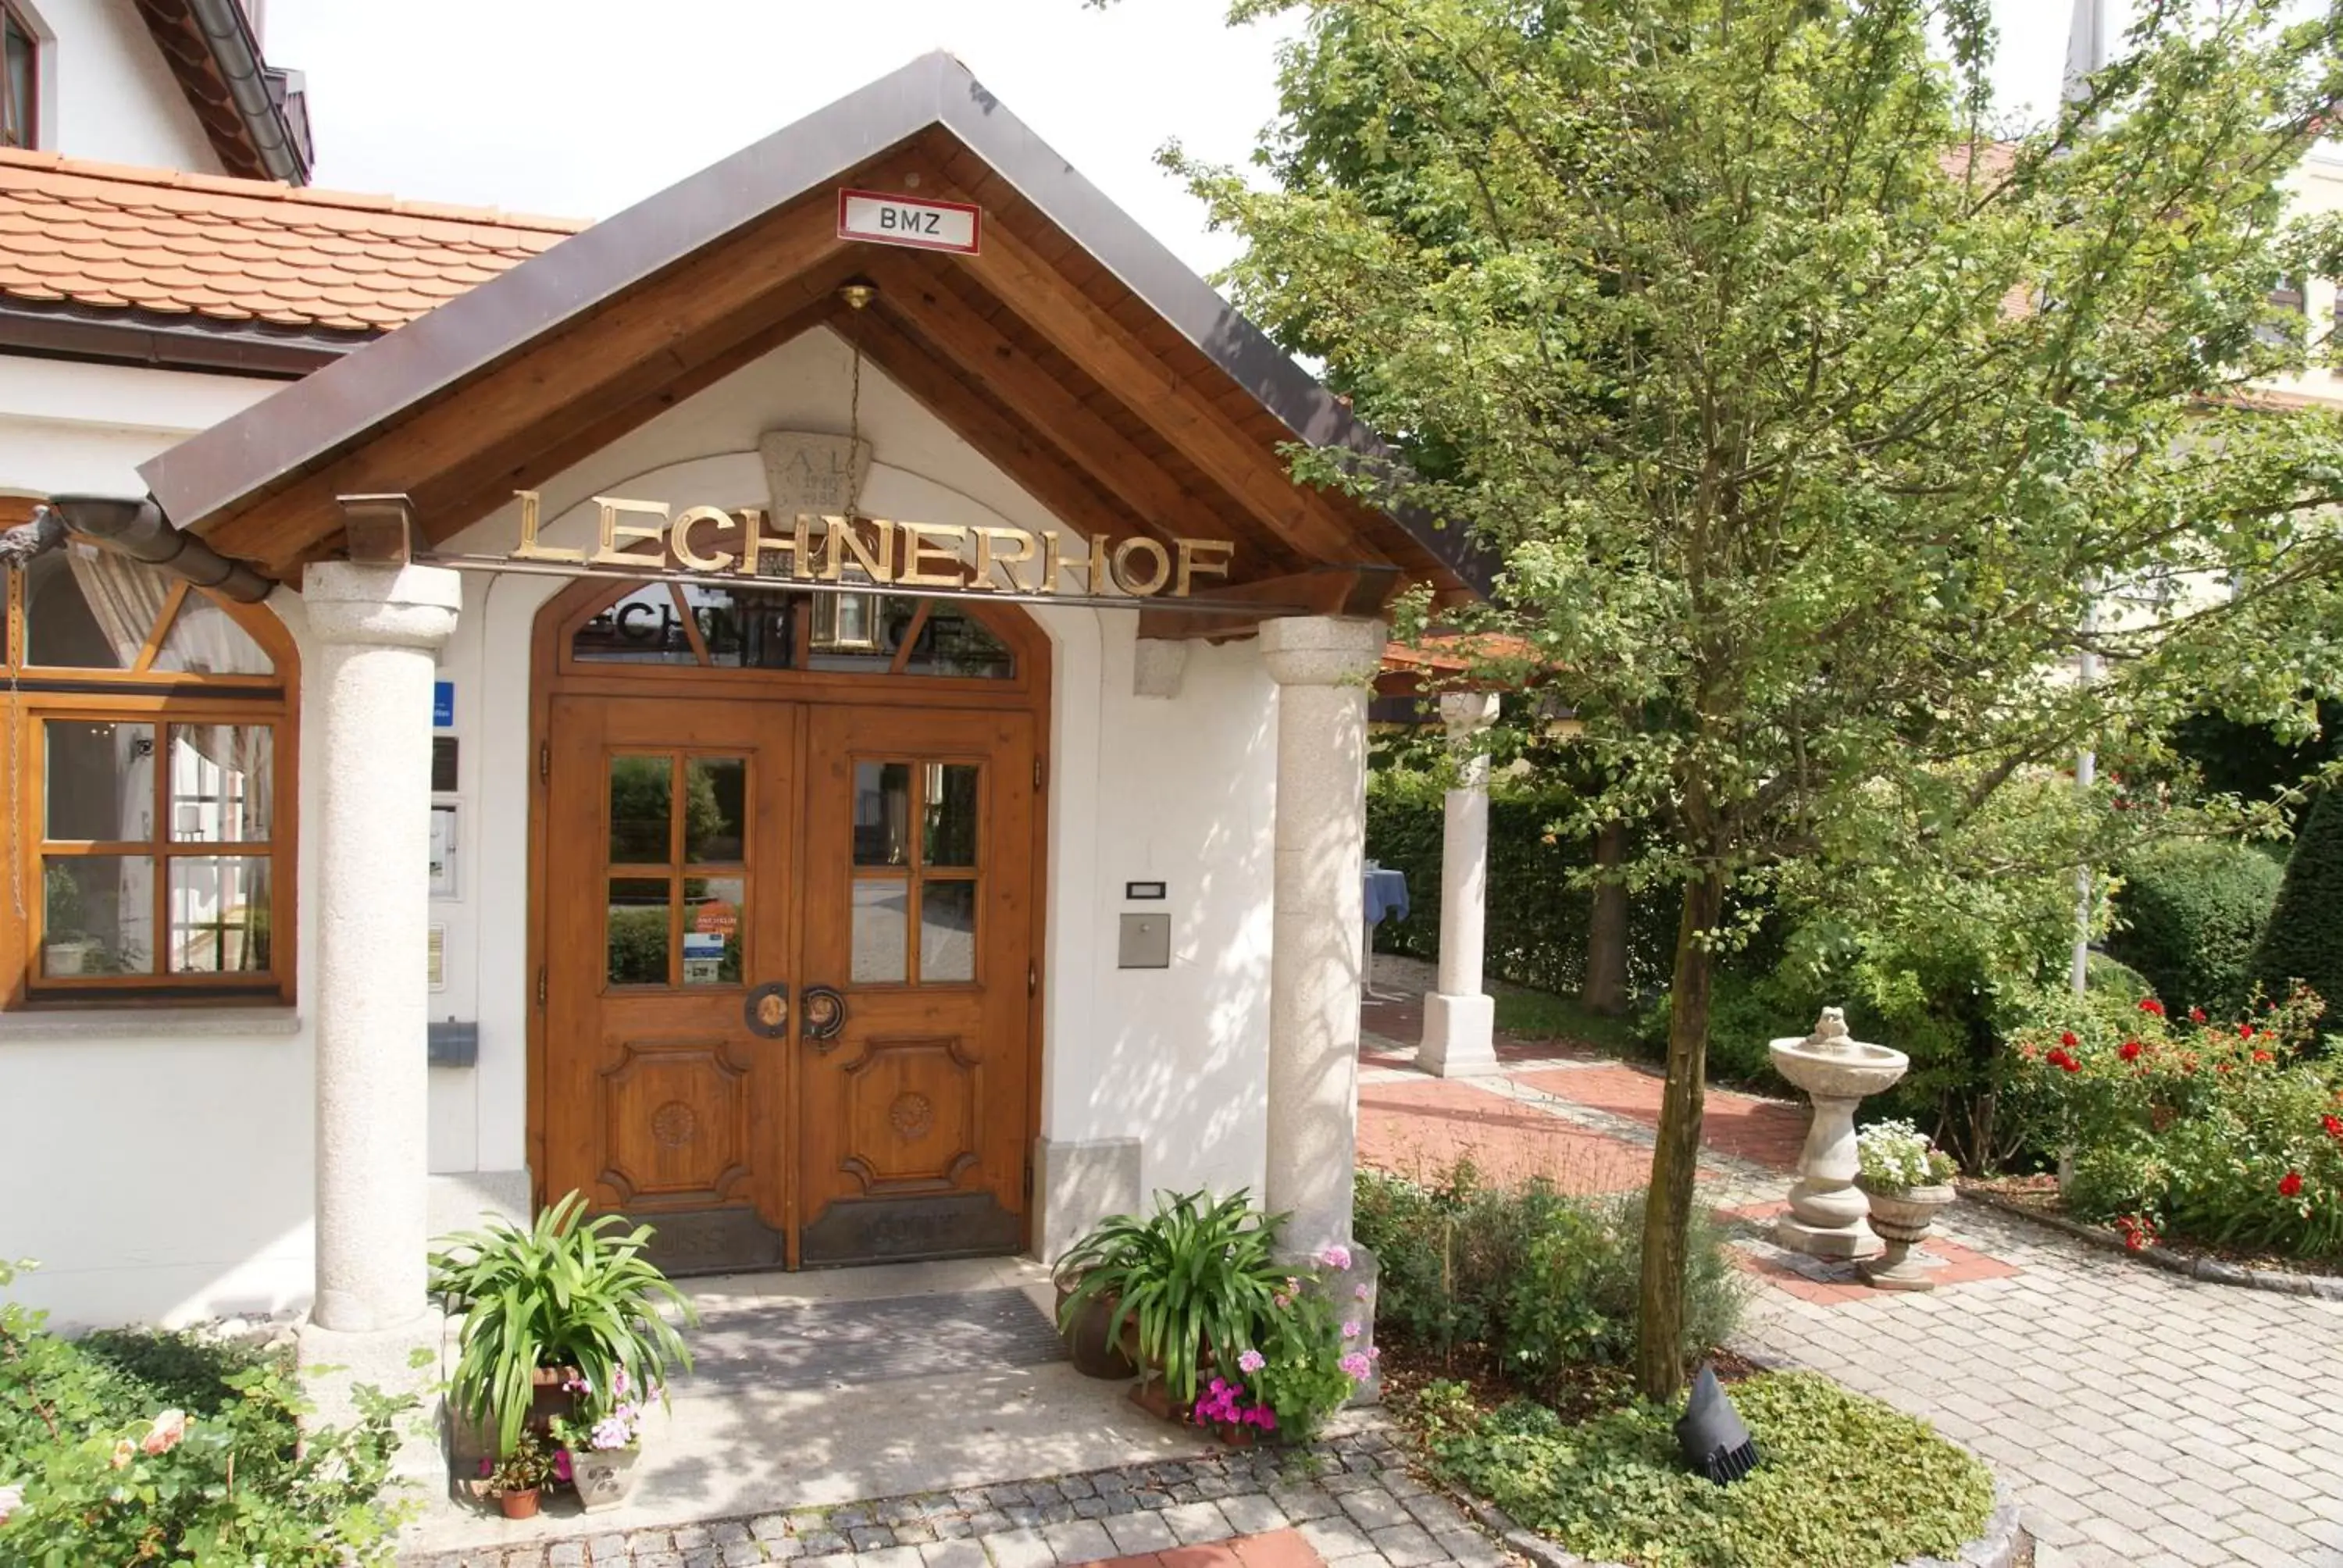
430, 804, 458, 899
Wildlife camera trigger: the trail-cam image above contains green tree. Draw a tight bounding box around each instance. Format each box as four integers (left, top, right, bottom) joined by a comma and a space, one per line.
2256, 785, 2343, 1007
1150, 0, 2343, 1398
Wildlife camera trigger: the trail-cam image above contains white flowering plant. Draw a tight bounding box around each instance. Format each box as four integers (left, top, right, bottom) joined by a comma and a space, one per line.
1856, 1120, 1957, 1192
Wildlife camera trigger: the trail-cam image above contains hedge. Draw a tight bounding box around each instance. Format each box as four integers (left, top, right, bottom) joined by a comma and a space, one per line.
1365, 771, 1678, 999
2256, 785, 2343, 1010
2104, 839, 2282, 1018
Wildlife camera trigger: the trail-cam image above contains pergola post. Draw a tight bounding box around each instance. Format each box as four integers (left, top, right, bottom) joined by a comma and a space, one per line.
1419, 692, 1500, 1077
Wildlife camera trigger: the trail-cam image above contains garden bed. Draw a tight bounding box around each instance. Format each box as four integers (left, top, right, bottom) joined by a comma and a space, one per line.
1960, 1175, 2343, 1298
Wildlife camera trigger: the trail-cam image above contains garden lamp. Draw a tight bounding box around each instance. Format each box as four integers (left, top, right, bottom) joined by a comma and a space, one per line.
1675, 1363, 1760, 1484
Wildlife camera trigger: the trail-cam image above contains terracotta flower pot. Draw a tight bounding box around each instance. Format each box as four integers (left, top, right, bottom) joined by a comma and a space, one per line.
1856, 1178, 1955, 1291
1054, 1278, 1138, 1381
497, 1487, 541, 1520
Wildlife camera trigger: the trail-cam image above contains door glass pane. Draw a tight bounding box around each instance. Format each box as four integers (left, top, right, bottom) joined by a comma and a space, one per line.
851, 878, 908, 983
606, 877, 671, 985
608, 755, 671, 864
853, 762, 911, 866
920, 879, 977, 983
683, 757, 745, 864
681, 584, 797, 668
168, 725, 272, 843
41, 855, 154, 975
574, 583, 699, 665
806, 596, 923, 673
681, 876, 744, 986
922, 764, 979, 868
46, 720, 154, 842
167, 856, 271, 973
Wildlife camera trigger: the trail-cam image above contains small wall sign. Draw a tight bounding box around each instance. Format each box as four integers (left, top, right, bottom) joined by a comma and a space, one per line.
433, 680, 454, 728
1125, 881, 1167, 901
837, 188, 982, 255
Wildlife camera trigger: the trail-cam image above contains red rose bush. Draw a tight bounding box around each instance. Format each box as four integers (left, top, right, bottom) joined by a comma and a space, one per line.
2006, 985, 2343, 1260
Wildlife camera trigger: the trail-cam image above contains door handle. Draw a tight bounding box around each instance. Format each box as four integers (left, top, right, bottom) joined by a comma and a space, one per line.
802, 985, 847, 1047
744, 982, 790, 1038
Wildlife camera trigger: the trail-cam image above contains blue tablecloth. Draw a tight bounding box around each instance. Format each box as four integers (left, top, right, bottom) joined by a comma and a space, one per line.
1364, 867, 1410, 927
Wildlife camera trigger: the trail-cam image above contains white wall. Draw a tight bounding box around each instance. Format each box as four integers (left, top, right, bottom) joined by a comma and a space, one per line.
0, 353, 308, 1330
31, 0, 223, 173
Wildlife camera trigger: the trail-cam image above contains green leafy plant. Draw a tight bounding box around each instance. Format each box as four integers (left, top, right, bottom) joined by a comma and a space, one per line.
428, 1191, 697, 1459
1201, 1251, 1373, 1443
2256, 787, 2343, 1011
480, 1429, 558, 1498
1856, 1120, 1956, 1192
1054, 1188, 1287, 1405
1428, 1372, 1994, 1568
1353, 1165, 1743, 1393
0, 1263, 415, 1566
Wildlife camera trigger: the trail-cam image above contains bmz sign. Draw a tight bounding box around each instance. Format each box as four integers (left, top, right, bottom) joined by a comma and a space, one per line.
836, 188, 982, 255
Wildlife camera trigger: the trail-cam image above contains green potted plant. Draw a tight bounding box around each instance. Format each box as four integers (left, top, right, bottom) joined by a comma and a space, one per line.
1054, 1188, 1287, 1419
1855, 1119, 1958, 1291
41, 866, 98, 977
479, 1429, 558, 1519
429, 1191, 697, 1467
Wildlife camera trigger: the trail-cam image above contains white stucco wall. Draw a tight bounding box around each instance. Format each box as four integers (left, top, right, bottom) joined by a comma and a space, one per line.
31, 0, 223, 173
0, 355, 315, 1329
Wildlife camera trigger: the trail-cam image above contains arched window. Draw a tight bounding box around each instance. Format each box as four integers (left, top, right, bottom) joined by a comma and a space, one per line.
2, 519, 297, 1007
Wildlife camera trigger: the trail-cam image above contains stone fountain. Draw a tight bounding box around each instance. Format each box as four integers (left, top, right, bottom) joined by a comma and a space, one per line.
1768, 1008, 1909, 1260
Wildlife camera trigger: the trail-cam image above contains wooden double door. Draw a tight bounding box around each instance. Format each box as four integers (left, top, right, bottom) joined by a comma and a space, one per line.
540, 693, 1037, 1271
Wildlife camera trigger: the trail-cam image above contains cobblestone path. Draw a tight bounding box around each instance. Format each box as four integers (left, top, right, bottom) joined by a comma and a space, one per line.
408, 1428, 1515, 1568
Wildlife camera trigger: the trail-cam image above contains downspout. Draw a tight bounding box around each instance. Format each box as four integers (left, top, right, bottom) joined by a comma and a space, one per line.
184, 0, 310, 186
45, 495, 275, 604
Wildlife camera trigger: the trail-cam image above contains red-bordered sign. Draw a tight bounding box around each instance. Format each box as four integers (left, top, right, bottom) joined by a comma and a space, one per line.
836, 188, 983, 255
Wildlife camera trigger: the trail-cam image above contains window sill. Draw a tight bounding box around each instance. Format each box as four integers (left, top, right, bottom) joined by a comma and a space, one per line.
0, 1006, 301, 1042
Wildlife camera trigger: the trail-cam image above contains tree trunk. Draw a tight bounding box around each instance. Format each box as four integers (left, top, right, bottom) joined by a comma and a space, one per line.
1582, 822, 1631, 1016
1635, 865, 1725, 1404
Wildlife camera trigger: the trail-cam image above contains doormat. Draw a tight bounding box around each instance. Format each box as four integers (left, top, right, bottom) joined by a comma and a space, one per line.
686, 1287, 1069, 1392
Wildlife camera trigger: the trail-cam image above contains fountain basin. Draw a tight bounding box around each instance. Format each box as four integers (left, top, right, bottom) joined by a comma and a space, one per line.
1768, 1034, 1910, 1101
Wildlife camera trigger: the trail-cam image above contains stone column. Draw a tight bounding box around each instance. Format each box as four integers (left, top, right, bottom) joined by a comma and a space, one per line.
299, 562, 460, 1366
1260, 615, 1385, 1260
1419, 692, 1500, 1077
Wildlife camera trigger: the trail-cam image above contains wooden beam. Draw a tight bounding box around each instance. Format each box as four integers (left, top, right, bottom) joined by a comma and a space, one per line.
909, 161, 1379, 569
203, 169, 898, 574
865, 255, 1269, 561
421, 290, 847, 549
830, 305, 1162, 558
1136, 565, 1403, 640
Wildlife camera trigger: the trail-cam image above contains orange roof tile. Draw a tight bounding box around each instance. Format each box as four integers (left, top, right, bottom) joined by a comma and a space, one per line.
0, 150, 586, 334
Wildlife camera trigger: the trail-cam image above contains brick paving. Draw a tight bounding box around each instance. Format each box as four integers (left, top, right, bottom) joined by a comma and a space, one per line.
1354, 953, 2343, 1568
407, 1429, 1516, 1568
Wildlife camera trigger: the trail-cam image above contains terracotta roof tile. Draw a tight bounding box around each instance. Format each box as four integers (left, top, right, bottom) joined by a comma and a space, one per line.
0, 149, 587, 335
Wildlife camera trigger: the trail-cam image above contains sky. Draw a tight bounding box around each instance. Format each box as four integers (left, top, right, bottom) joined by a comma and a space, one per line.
262, 0, 2084, 281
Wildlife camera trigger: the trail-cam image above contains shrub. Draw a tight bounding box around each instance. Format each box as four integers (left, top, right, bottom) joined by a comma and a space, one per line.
2003, 986, 2343, 1258
1351, 1164, 1745, 1395
2106, 839, 2282, 1017
0, 1263, 415, 1564
1428, 1371, 1995, 1568
2256, 787, 2343, 1012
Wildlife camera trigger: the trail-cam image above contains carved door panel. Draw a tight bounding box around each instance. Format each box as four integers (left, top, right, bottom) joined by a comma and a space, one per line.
796, 705, 1036, 1264
542, 696, 799, 1274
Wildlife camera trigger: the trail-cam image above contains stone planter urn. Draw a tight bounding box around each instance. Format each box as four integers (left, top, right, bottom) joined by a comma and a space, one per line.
1856, 1178, 1955, 1290
1769, 1009, 1909, 1260
569, 1444, 643, 1512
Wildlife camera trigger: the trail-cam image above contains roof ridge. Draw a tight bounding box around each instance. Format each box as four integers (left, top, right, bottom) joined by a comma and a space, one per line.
0, 148, 589, 235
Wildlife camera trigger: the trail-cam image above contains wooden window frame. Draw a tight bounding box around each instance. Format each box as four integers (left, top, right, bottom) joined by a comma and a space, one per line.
0, 554, 299, 1008
1, 2, 37, 152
